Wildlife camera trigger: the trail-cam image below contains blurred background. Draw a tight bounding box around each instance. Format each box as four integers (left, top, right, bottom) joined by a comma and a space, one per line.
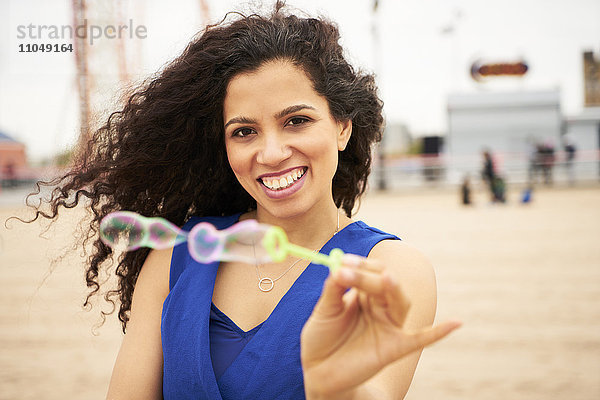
0, 0, 599, 399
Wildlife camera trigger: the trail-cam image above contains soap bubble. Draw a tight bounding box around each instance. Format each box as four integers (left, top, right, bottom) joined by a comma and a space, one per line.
99, 211, 345, 270
99, 212, 272, 264
100, 211, 185, 251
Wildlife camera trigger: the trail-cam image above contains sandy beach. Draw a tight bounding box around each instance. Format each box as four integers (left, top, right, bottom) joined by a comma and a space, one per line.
1, 184, 599, 399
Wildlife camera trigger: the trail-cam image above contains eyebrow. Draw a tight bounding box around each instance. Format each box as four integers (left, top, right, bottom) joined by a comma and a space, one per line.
224, 104, 316, 129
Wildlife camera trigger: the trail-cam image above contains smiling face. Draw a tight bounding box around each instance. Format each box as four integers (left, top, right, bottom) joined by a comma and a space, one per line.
223, 60, 351, 220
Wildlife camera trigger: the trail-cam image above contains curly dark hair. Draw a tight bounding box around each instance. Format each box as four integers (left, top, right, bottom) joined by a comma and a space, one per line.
22, 1, 384, 332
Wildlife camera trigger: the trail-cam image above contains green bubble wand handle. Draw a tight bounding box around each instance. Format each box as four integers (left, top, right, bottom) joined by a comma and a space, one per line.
262, 226, 345, 272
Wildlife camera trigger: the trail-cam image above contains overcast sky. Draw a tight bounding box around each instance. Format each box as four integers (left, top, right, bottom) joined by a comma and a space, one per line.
1, 0, 599, 161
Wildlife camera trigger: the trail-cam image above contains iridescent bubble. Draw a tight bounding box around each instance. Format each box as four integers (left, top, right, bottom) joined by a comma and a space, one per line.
188, 222, 224, 262
99, 211, 185, 251
99, 212, 272, 264
99, 211, 346, 271
190, 219, 272, 263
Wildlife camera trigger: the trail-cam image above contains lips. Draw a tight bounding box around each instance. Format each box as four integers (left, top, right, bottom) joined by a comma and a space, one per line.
258, 167, 307, 190
257, 167, 308, 199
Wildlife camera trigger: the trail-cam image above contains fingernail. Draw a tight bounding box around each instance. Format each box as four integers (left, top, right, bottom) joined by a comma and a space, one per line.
386, 273, 398, 288
337, 267, 355, 281
451, 320, 463, 329
342, 254, 362, 268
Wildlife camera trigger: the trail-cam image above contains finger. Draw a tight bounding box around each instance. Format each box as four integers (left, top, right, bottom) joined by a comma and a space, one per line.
342, 253, 383, 273
408, 320, 462, 351
369, 291, 388, 309
333, 267, 386, 295
382, 273, 411, 327
312, 272, 350, 318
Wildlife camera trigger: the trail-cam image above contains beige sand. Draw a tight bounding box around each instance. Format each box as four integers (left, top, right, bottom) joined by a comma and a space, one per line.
1, 186, 599, 399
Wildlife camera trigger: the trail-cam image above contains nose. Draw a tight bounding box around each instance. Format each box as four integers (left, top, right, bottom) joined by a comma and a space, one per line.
256, 132, 292, 166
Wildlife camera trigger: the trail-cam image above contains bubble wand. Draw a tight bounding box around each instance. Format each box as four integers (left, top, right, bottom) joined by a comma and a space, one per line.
261, 225, 344, 271
100, 211, 344, 271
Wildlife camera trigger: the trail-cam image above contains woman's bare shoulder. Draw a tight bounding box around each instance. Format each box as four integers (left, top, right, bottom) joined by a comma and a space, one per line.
368, 239, 437, 322
134, 248, 173, 300
120, 248, 174, 326
368, 240, 435, 278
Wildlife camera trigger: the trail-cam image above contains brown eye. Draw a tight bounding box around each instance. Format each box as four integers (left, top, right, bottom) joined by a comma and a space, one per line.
232, 127, 255, 138
286, 117, 309, 127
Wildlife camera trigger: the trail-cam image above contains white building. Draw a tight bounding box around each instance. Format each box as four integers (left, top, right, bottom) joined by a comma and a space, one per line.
564, 107, 600, 181
446, 90, 562, 183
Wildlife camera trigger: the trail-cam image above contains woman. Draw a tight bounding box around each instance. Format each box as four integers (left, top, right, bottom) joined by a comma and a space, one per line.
27, 3, 459, 399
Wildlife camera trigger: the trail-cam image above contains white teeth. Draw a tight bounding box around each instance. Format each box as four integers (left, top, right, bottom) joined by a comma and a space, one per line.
261, 167, 306, 190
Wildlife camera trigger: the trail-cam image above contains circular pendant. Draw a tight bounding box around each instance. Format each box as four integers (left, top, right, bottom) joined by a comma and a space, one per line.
258, 277, 274, 292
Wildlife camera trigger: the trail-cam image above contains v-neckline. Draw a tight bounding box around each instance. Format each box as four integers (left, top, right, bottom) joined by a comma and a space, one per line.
212, 214, 358, 333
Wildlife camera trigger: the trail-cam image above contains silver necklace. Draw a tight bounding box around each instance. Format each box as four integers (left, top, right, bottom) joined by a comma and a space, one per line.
255, 210, 340, 292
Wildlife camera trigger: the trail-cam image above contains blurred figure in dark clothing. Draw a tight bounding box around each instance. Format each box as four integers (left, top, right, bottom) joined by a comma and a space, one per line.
461, 174, 472, 205
563, 135, 576, 186
537, 142, 555, 185
482, 150, 506, 203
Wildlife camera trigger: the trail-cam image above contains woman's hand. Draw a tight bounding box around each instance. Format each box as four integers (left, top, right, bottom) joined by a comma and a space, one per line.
301, 253, 461, 399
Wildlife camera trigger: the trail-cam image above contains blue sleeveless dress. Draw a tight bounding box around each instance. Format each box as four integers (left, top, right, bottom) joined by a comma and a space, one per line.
161, 213, 400, 399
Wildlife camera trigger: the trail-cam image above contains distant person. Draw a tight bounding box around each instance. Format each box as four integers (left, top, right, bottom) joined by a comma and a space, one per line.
482, 150, 495, 185
481, 150, 497, 202
563, 135, 577, 186
537, 142, 555, 185
461, 175, 472, 205
493, 175, 507, 203
481, 150, 506, 203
